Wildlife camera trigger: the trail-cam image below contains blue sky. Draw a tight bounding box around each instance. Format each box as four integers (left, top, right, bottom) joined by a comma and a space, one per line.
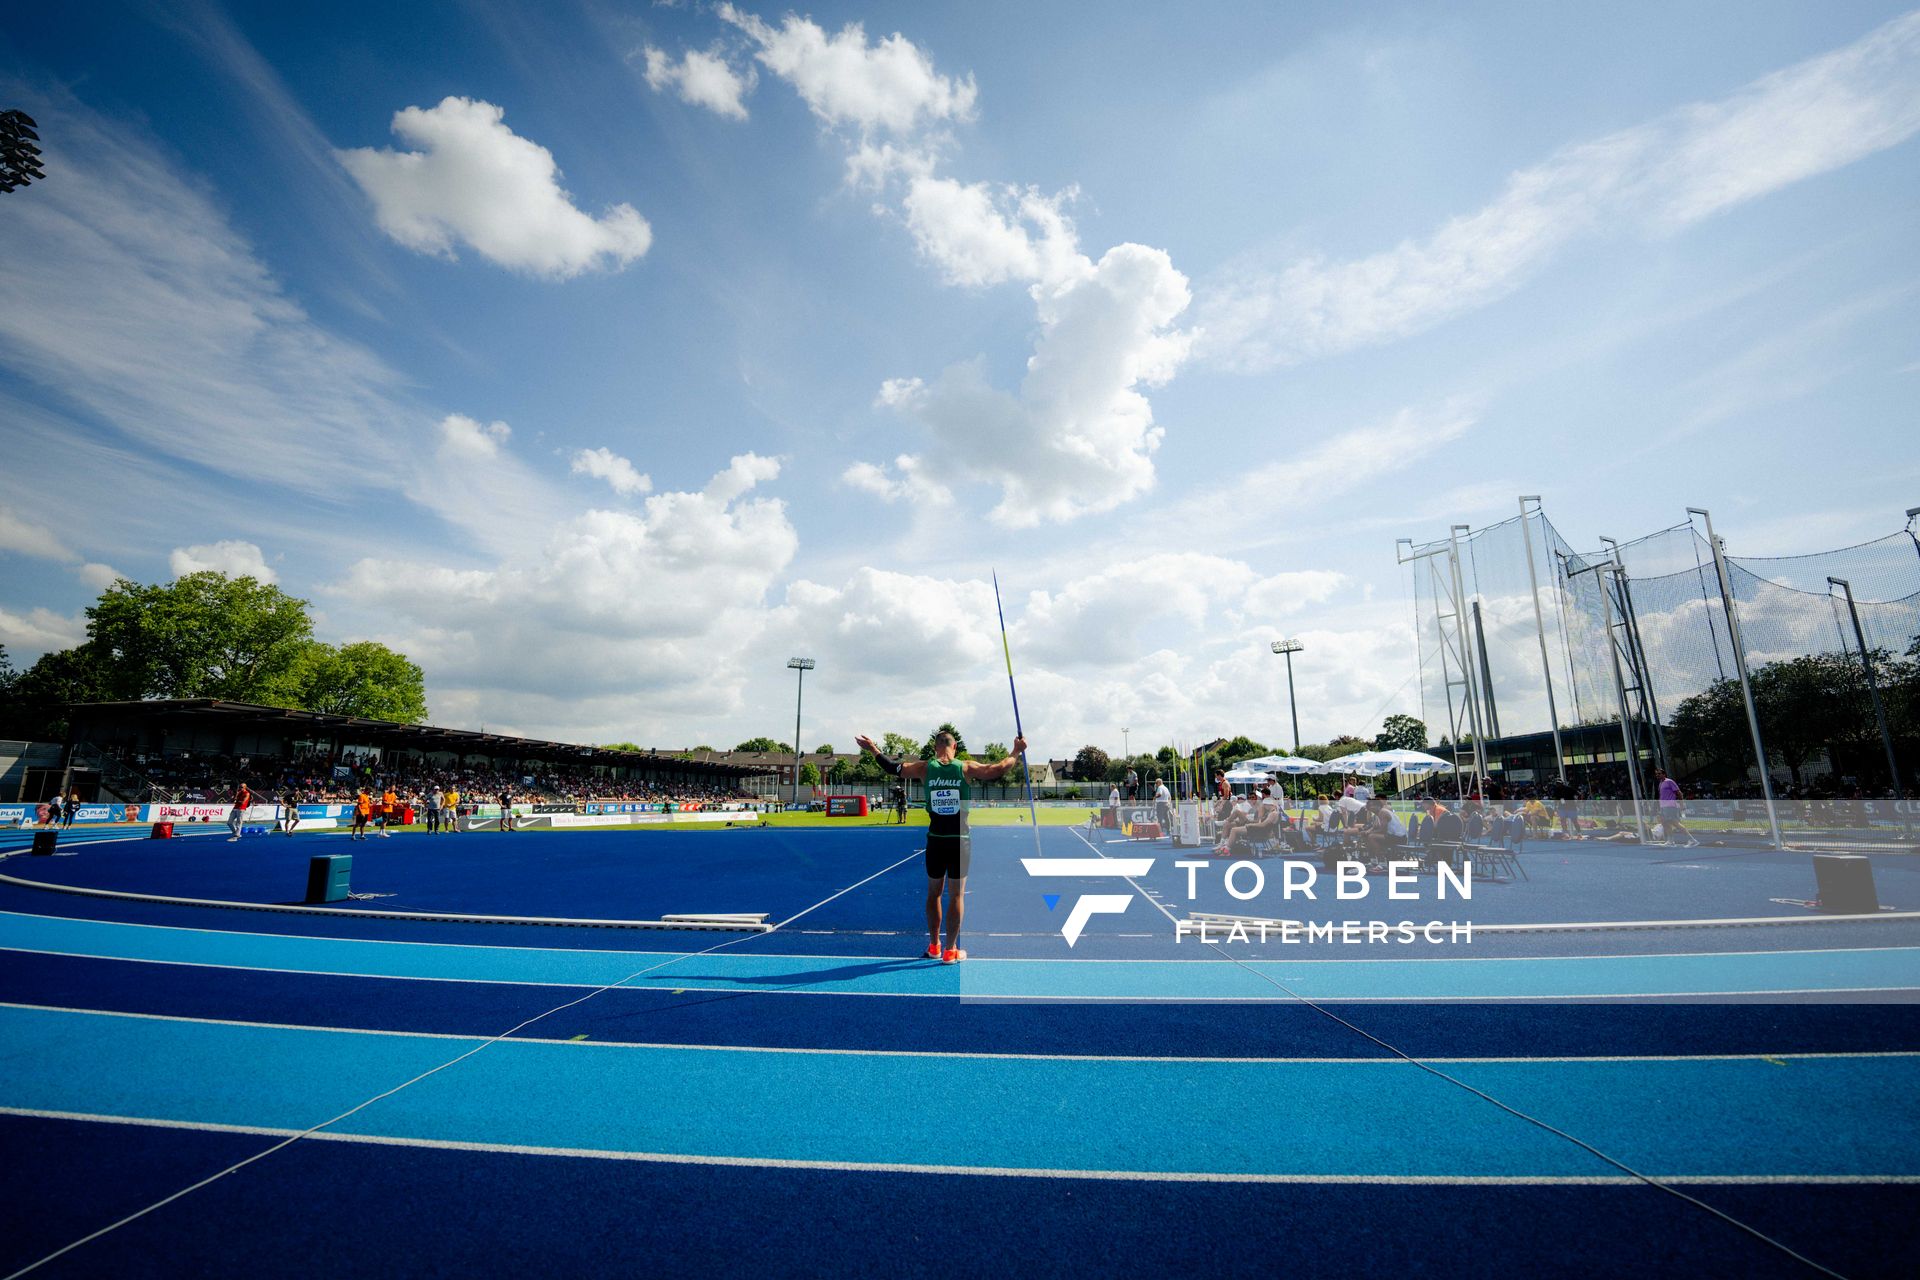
1, 1, 1916, 756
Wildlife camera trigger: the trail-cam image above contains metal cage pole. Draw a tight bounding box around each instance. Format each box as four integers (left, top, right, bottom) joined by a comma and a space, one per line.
1569, 560, 1647, 842
1518, 497, 1567, 781
1828, 577, 1903, 801
1447, 525, 1491, 790
1688, 509, 1782, 847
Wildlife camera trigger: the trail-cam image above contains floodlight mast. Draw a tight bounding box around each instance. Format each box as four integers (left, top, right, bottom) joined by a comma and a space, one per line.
786, 658, 814, 808
1270, 639, 1303, 754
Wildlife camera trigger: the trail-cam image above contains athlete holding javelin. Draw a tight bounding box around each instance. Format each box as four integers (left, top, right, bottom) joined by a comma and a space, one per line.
855, 730, 1027, 964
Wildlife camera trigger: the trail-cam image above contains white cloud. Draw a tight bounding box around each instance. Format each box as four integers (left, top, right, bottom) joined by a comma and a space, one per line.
439, 413, 512, 460
1196, 10, 1920, 372
76, 563, 123, 590
170, 540, 275, 583
571, 446, 653, 497
877, 241, 1193, 525
0, 507, 75, 562
330, 455, 795, 703
717, 5, 976, 136
337, 96, 652, 278
840, 454, 951, 505
642, 45, 756, 120
0, 606, 84, 658
900, 178, 1084, 289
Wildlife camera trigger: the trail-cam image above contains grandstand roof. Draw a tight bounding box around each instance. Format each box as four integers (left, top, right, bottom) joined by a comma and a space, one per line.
62, 699, 767, 779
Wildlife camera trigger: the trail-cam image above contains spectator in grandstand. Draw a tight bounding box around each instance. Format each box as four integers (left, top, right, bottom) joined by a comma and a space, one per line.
1654, 769, 1700, 848
226, 781, 252, 842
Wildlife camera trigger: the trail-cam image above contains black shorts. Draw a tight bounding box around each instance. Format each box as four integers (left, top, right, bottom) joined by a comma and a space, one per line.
925, 833, 971, 880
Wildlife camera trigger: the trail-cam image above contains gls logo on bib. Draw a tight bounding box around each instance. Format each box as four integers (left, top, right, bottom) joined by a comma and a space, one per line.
930, 787, 961, 816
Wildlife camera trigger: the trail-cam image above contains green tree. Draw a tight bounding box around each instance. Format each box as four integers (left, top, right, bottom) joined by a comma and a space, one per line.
982, 742, 1008, 761
87, 572, 312, 701
274, 640, 426, 722
734, 736, 791, 753
798, 762, 821, 786
0, 644, 13, 694
1372, 714, 1428, 752
826, 757, 854, 785
812, 743, 834, 756
1, 644, 119, 736
921, 722, 968, 759
1213, 735, 1271, 765
1071, 745, 1110, 781
881, 732, 920, 759
600, 741, 646, 753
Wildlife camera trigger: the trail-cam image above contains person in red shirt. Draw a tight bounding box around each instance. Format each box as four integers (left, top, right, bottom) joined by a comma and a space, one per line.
226, 782, 252, 842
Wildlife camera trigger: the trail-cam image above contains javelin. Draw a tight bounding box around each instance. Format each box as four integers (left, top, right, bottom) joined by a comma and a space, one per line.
991, 570, 1044, 857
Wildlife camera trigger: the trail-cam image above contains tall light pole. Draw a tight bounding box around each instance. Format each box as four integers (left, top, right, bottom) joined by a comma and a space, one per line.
786, 657, 814, 808
1270, 639, 1303, 753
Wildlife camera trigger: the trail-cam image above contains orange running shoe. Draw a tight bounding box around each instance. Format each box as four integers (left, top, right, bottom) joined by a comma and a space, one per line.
924, 942, 942, 959
942, 948, 966, 964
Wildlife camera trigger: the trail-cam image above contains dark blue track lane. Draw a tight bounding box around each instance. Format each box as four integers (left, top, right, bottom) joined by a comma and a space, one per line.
7, 950, 1920, 1057
4, 1115, 1917, 1280
5, 824, 1919, 1278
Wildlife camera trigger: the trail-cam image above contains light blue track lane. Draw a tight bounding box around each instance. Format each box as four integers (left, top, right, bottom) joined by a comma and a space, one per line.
3, 911, 1920, 999
2, 1006, 1917, 1178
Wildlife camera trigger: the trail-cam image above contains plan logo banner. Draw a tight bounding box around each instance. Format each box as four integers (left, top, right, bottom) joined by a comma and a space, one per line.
1020, 858, 1153, 946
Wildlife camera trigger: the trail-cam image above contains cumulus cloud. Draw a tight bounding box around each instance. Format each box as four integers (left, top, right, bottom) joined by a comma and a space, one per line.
337, 96, 652, 278
0, 507, 75, 562
0, 606, 85, 658
642, 45, 756, 120
840, 454, 951, 505
878, 240, 1192, 525
571, 446, 653, 497
331, 455, 794, 702
170, 540, 275, 582
76, 563, 123, 590
1196, 10, 1920, 371
717, 4, 976, 135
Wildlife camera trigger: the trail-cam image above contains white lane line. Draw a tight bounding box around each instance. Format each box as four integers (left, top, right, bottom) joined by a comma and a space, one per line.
5, 1108, 1915, 1187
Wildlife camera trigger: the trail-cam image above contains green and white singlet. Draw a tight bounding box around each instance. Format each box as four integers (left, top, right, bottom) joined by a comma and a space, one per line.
923, 758, 971, 878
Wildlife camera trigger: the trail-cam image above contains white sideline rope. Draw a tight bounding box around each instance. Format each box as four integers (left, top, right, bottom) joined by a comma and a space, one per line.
2, 849, 923, 1279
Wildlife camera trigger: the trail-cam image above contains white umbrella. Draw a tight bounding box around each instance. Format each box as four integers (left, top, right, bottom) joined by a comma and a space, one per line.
1238, 754, 1324, 775
1318, 752, 1394, 776
1222, 767, 1273, 784
1355, 749, 1455, 775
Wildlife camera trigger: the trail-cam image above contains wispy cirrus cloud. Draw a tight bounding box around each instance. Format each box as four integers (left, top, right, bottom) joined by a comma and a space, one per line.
1195, 10, 1920, 372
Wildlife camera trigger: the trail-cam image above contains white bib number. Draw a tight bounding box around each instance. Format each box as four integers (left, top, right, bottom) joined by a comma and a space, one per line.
930, 787, 961, 816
